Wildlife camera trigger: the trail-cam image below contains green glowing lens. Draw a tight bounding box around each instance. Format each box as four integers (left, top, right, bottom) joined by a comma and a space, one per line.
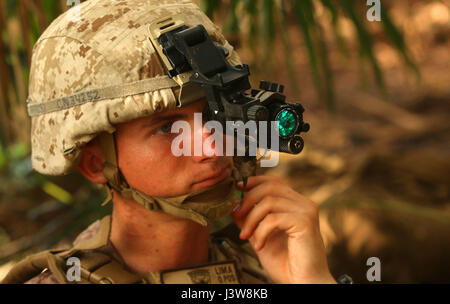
276, 109, 297, 137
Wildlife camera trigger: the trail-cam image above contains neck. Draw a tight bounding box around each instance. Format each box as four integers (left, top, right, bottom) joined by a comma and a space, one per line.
109, 191, 210, 274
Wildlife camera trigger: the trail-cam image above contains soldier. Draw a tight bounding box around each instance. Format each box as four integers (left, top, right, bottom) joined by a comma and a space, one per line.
1, 0, 336, 284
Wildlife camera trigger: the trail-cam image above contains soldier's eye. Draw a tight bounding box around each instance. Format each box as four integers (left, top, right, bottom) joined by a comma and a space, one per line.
155, 122, 173, 134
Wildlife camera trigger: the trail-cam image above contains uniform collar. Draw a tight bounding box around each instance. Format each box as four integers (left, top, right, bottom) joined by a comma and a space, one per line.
73, 215, 244, 283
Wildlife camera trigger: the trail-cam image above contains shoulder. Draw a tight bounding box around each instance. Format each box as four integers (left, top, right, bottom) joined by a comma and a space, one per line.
2, 219, 104, 284
1, 249, 69, 284
25, 270, 59, 284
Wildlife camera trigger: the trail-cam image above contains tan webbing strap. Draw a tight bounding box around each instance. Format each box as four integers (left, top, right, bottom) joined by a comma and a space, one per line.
82, 256, 144, 284
99, 132, 123, 192
0, 251, 53, 284
46, 254, 70, 284
99, 132, 123, 206
0, 249, 72, 284
98, 132, 159, 210
27, 76, 178, 117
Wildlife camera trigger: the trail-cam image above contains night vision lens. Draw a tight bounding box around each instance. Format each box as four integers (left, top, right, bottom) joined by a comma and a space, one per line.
276, 109, 298, 138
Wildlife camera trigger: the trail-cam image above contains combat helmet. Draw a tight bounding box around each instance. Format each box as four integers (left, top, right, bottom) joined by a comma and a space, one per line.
27, 0, 243, 226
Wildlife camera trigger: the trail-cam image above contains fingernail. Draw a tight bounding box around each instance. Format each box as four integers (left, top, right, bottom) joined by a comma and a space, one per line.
232, 203, 241, 212
239, 230, 246, 239
254, 241, 260, 250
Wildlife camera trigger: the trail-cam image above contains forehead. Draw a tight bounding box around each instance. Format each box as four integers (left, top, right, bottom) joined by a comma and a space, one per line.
126, 98, 207, 127
152, 98, 207, 119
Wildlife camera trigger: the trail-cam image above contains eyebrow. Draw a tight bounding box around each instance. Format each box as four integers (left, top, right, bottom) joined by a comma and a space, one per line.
141, 113, 187, 130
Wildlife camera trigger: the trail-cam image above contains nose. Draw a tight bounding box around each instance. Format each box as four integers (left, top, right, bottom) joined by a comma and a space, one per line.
191, 113, 223, 162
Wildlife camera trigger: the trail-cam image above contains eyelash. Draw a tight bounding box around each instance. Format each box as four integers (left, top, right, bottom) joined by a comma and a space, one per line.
154, 121, 174, 134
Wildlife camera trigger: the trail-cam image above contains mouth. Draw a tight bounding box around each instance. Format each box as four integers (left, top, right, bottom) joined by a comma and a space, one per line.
191, 163, 232, 190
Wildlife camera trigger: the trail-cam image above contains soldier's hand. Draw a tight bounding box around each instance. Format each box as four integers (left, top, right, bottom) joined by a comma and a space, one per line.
231, 175, 336, 284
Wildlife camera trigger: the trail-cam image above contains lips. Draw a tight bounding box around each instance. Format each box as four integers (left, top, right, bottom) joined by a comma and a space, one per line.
192, 164, 232, 190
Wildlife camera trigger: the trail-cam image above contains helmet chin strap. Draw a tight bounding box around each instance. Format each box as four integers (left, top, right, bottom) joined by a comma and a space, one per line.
97, 132, 237, 226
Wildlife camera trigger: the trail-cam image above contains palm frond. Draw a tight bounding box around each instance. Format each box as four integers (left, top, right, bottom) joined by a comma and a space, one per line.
320, 0, 349, 58
277, 0, 300, 96
291, 0, 323, 101
200, 0, 419, 110
339, 0, 386, 96
380, 5, 419, 78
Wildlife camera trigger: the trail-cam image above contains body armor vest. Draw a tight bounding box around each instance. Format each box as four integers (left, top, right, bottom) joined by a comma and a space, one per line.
1, 216, 272, 284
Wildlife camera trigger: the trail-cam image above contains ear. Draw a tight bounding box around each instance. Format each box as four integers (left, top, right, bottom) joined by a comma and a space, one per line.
77, 137, 108, 184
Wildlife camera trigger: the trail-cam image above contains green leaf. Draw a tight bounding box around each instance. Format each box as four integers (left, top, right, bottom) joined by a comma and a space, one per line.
291, 0, 323, 100
279, 0, 300, 96
11, 157, 32, 178
262, 0, 275, 43
226, 0, 240, 34
42, 0, 61, 21
0, 225, 11, 246
320, 0, 349, 58
42, 181, 73, 205
0, 145, 6, 169
242, 0, 260, 72
316, 20, 336, 111
5, 0, 17, 18
380, 5, 420, 78
243, 0, 259, 38
201, 0, 222, 20
339, 0, 386, 95
8, 142, 30, 160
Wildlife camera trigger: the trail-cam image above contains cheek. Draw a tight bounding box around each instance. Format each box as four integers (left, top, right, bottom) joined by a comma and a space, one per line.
118, 135, 188, 196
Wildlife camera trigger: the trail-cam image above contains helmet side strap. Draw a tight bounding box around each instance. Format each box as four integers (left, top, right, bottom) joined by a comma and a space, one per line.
98, 132, 159, 210
99, 132, 125, 192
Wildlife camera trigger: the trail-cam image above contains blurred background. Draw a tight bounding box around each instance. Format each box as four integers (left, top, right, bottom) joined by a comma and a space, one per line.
0, 0, 449, 283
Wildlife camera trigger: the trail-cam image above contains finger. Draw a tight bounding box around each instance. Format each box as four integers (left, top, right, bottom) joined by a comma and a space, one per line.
236, 175, 286, 191
239, 196, 293, 239
235, 181, 300, 218
251, 213, 295, 251
231, 201, 246, 229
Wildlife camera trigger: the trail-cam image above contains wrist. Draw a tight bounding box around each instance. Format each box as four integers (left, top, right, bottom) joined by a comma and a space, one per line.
311, 274, 337, 284
290, 272, 337, 284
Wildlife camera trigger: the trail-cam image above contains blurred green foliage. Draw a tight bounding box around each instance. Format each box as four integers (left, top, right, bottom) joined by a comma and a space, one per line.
201, 0, 419, 110
0, 140, 111, 257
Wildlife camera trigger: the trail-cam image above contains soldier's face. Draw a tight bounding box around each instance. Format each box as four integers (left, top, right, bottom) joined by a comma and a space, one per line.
115, 98, 233, 197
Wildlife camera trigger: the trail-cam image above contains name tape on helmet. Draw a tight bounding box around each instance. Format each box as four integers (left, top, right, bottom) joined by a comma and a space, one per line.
27, 76, 179, 117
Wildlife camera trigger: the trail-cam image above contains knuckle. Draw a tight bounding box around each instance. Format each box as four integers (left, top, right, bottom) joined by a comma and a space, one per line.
274, 175, 289, 186
279, 177, 289, 185
308, 201, 319, 215
270, 175, 281, 181
264, 213, 278, 225
273, 175, 283, 182
267, 176, 291, 193
267, 175, 282, 185
266, 181, 279, 193
261, 195, 277, 206
301, 213, 318, 230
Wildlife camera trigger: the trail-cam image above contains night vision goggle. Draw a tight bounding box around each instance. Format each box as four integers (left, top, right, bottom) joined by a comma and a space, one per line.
147, 15, 309, 156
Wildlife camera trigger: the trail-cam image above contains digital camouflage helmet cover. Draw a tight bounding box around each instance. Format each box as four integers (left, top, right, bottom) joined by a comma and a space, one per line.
27, 0, 244, 226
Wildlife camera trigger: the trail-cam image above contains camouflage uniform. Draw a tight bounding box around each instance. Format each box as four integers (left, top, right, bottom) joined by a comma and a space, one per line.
1, 0, 272, 284
14, 216, 270, 284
